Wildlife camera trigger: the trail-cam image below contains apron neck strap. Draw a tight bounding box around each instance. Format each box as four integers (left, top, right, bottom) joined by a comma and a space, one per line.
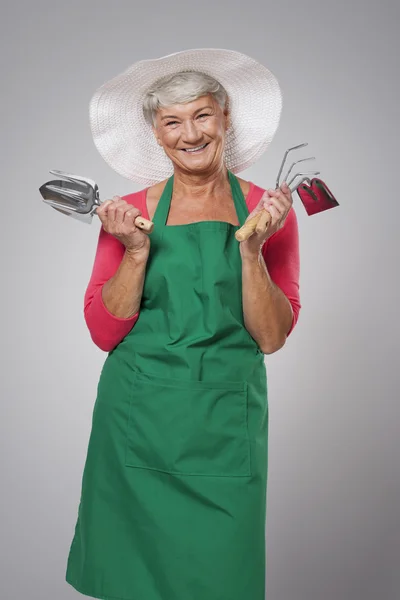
152, 176, 174, 227
227, 170, 249, 226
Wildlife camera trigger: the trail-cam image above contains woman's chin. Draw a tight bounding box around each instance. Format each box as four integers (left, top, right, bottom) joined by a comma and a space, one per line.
177, 155, 219, 174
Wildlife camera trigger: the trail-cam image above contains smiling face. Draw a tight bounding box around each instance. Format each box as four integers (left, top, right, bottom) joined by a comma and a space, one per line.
152, 94, 229, 177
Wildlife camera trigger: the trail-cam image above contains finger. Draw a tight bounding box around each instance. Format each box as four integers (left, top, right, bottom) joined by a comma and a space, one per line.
255, 209, 271, 234
268, 187, 289, 202
247, 191, 271, 220
267, 204, 285, 229
105, 202, 117, 225
278, 182, 293, 204
280, 180, 292, 196
96, 209, 108, 228
124, 208, 140, 230
96, 199, 114, 216
267, 191, 289, 215
257, 190, 272, 210
115, 207, 126, 225
262, 195, 274, 210
259, 189, 271, 203
107, 197, 126, 225
123, 206, 141, 223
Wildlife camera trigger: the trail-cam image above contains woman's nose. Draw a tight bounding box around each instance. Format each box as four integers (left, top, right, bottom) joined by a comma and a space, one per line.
182, 120, 202, 143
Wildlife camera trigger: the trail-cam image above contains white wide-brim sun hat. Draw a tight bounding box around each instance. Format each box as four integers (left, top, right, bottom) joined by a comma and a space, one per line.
89, 48, 283, 186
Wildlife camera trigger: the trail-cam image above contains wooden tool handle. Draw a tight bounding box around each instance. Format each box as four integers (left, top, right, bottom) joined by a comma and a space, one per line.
235, 210, 271, 242
134, 216, 154, 234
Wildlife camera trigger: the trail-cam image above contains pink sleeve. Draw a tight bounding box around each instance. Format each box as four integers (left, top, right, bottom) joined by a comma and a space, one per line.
246, 184, 301, 337
83, 191, 145, 352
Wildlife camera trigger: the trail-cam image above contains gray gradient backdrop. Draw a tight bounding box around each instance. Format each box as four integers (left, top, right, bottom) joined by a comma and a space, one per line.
1, 1, 399, 599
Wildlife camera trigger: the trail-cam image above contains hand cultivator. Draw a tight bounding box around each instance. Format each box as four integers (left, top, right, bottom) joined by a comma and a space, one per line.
235, 143, 339, 241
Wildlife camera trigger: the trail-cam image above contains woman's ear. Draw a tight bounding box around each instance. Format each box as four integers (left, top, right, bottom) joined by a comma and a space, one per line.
152, 125, 162, 147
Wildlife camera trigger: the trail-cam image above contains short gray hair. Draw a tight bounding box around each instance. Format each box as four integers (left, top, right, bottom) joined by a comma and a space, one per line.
143, 71, 229, 126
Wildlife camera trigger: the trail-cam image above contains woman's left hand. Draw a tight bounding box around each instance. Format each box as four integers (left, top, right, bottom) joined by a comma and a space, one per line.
239, 182, 293, 257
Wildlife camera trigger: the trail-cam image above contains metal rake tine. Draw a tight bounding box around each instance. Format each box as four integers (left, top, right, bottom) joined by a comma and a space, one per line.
288, 171, 320, 191
49, 169, 96, 189
289, 176, 312, 193
46, 184, 88, 202
275, 143, 308, 188
282, 157, 316, 185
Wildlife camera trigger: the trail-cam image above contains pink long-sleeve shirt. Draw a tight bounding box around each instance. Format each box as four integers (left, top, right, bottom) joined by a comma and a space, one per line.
84, 182, 301, 352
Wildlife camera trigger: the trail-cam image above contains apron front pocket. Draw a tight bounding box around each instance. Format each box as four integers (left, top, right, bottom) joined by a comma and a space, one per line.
125, 370, 251, 477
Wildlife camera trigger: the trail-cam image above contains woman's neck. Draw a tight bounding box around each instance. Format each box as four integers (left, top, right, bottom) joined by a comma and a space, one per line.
172, 165, 230, 203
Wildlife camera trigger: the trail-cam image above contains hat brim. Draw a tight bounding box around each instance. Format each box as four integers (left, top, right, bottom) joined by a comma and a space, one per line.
89, 48, 283, 185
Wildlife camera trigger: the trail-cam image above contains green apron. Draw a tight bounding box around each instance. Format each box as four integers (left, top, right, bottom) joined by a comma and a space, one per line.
66, 171, 269, 600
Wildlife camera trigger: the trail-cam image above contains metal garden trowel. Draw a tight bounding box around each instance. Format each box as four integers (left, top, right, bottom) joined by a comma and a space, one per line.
39, 170, 154, 232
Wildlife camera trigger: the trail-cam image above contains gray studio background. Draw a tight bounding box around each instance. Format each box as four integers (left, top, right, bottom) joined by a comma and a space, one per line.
1, 1, 399, 599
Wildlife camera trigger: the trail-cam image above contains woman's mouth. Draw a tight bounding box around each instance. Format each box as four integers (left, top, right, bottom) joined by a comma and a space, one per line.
181, 143, 209, 154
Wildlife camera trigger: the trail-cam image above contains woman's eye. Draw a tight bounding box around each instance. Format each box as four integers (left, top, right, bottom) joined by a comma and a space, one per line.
197, 113, 210, 119
166, 120, 179, 126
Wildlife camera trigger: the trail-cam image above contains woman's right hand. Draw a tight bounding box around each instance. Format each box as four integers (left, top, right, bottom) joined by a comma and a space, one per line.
96, 196, 150, 258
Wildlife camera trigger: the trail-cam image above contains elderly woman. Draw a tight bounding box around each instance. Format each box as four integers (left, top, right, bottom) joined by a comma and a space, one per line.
66, 49, 300, 600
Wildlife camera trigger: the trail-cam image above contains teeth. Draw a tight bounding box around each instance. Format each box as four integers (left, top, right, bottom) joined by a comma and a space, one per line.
184, 144, 207, 152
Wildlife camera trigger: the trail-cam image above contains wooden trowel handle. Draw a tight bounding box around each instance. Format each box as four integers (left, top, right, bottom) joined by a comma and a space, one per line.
134, 216, 154, 234
235, 210, 271, 242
